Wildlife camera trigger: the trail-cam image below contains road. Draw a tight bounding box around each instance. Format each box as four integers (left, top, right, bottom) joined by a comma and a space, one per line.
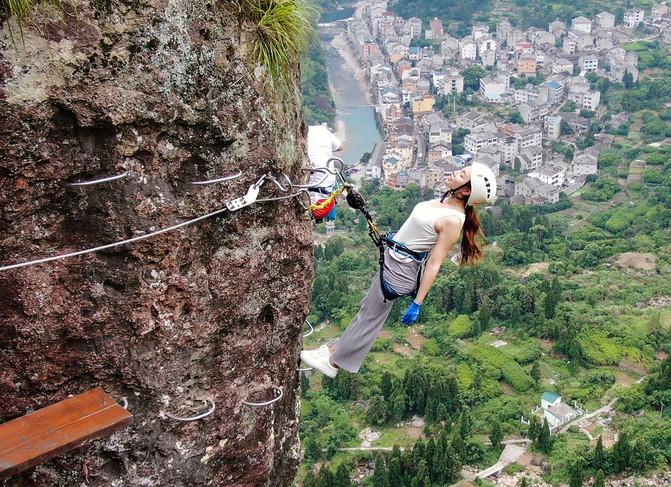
558, 375, 646, 434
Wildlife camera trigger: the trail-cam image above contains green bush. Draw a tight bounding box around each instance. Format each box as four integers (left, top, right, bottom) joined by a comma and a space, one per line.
469, 345, 534, 391
448, 314, 473, 337
577, 331, 621, 365
505, 340, 542, 364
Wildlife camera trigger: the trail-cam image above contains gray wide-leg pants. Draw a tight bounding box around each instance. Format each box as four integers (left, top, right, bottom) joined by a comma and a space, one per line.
331, 249, 422, 373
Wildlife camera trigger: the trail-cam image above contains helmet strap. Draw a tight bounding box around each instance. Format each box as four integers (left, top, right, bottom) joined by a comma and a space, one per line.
440, 181, 470, 203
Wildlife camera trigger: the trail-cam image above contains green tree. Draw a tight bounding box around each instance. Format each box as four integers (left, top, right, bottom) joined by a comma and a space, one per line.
530, 361, 541, 386
462, 65, 487, 91
304, 436, 322, 463
593, 435, 605, 471
518, 477, 530, 487
381, 372, 394, 401
301, 371, 310, 397
509, 111, 524, 124
623, 70, 634, 89
459, 411, 472, 438
594, 469, 605, 487
568, 457, 584, 487
317, 465, 336, 487
560, 119, 574, 135
612, 431, 631, 472
388, 456, 403, 487
489, 421, 503, 450
367, 395, 388, 426
304, 470, 318, 487
528, 415, 540, 442
334, 462, 352, 487
537, 418, 552, 453
372, 453, 389, 487
451, 432, 466, 462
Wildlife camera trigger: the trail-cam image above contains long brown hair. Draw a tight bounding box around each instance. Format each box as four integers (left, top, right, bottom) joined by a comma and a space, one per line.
441, 182, 486, 266
460, 205, 485, 266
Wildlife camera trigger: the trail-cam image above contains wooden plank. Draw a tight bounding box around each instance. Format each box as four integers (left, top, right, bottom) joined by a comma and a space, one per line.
0, 388, 132, 479
0, 388, 115, 452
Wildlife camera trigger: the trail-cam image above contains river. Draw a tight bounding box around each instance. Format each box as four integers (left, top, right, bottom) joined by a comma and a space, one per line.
324, 41, 382, 168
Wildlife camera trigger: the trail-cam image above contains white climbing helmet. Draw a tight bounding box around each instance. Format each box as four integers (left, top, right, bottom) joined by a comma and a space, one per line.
467, 162, 497, 207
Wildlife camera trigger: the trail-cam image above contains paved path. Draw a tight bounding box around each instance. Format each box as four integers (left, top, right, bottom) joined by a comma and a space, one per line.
473, 443, 527, 479
559, 397, 618, 433
560, 375, 647, 436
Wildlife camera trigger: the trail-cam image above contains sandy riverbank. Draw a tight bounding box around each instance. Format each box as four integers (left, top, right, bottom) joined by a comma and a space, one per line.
335, 119, 347, 145
330, 32, 373, 105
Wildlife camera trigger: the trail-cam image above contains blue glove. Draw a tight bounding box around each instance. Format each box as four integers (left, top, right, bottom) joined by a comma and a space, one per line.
401, 301, 421, 325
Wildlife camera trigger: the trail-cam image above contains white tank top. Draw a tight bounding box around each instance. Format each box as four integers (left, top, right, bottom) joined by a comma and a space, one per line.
390, 200, 465, 261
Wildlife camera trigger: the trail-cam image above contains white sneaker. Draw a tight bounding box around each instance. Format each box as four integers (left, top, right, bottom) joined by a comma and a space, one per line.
300, 345, 338, 378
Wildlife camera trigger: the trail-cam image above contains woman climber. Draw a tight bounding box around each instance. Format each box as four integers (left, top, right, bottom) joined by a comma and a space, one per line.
300, 162, 497, 377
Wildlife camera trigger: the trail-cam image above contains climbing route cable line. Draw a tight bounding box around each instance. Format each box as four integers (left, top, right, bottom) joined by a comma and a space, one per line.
0, 165, 340, 273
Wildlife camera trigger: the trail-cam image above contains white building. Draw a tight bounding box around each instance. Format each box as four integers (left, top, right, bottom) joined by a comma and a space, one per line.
582, 90, 601, 110
497, 136, 518, 166
552, 58, 574, 75
571, 16, 593, 33
529, 165, 565, 186
541, 392, 580, 429
465, 131, 499, 155
433, 70, 464, 95
544, 115, 562, 140
518, 147, 543, 171
480, 76, 508, 102
459, 39, 477, 60
428, 123, 452, 146
516, 126, 543, 149
624, 8, 645, 28
596, 11, 616, 29
365, 166, 382, 179
580, 54, 599, 73
572, 153, 598, 175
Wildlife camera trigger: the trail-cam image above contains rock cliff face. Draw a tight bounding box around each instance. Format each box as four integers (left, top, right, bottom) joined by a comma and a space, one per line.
0, 1, 312, 485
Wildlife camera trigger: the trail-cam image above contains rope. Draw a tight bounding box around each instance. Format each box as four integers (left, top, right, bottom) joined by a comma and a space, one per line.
0, 167, 345, 273
190, 171, 242, 185
0, 206, 230, 272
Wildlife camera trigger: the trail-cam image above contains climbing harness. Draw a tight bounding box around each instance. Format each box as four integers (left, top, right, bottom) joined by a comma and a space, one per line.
343, 185, 428, 302
162, 399, 216, 422
69, 172, 128, 186
242, 386, 283, 407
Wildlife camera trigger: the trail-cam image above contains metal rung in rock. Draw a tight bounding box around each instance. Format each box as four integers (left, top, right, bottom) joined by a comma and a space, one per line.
0, 387, 132, 479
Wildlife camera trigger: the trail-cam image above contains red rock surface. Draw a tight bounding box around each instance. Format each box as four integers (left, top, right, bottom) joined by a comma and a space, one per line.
0, 1, 312, 485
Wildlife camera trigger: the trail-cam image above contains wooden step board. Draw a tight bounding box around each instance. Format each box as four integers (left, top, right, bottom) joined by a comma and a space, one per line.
0, 387, 132, 479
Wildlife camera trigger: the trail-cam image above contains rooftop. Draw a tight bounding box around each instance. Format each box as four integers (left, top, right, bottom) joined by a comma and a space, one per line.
547, 402, 578, 421
542, 391, 560, 403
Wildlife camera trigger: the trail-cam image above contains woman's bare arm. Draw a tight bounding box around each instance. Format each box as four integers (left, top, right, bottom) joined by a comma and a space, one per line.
413, 216, 462, 304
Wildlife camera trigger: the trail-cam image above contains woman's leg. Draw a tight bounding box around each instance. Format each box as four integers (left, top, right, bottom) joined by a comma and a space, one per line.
330, 253, 419, 373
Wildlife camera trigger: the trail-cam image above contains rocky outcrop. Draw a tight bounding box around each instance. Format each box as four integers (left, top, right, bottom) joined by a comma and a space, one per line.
0, 1, 312, 485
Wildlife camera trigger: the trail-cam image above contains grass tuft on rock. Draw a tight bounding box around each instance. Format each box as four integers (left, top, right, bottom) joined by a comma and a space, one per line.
1, 0, 62, 42
242, 0, 316, 86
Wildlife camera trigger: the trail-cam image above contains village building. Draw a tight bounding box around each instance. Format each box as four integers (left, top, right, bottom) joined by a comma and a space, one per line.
624, 7, 645, 28
541, 392, 580, 429
571, 16, 593, 33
